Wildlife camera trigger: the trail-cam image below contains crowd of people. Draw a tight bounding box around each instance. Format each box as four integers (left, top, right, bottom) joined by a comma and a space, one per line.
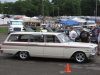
67, 25, 100, 55
25, 23, 100, 55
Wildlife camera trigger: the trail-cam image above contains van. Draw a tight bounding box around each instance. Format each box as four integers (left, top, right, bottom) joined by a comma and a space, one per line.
8, 19, 24, 33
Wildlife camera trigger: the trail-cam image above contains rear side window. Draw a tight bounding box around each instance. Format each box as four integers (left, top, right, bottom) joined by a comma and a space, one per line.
29, 35, 44, 42
45, 35, 60, 43
8, 34, 29, 42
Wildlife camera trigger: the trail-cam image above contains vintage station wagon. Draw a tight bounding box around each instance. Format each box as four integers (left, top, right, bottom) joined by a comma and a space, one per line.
0, 32, 98, 63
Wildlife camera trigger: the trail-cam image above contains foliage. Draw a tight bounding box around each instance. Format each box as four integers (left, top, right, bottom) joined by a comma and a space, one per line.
81, 0, 96, 16
0, 0, 100, 16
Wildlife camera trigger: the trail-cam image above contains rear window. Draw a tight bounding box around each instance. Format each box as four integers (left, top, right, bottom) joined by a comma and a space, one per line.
44, 35, 60, 43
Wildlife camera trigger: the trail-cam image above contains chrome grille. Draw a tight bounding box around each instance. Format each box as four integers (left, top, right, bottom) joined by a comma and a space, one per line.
14, 28, 21, 31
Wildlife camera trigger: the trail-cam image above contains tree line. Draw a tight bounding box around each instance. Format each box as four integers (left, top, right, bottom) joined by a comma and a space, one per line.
0, 0, 100, 17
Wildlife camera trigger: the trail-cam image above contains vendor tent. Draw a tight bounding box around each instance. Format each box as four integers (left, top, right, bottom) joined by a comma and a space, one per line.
72, 17, 87, 25
59, 20, 79, 26
72, 17, 86, 23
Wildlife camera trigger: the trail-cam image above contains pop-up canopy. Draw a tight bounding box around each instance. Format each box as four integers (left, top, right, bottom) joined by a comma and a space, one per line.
72, 17, 86, 23
59, 19, 79, 26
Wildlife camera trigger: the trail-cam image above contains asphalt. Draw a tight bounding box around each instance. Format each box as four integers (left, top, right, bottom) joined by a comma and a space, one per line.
0, 54, 100, 75
0, 33, 100, 75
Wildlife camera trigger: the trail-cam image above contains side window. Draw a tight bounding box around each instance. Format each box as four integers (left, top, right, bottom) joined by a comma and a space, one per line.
30, 35, 44, 42
45, 35, 60, 43
17, 35, 29, 42
8, 34, 29, 42
8, 34, 19, 42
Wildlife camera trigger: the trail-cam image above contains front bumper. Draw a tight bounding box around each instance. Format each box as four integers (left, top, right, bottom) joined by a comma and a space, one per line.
0, 50, 3, 54
88, 53, 97, 59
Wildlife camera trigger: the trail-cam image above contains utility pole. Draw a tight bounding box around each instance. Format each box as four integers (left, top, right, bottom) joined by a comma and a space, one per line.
0, 0, 3, 14
96, 0, 97, 22
95, 0, 100, 23
57, 7, 59, 16
42, 0, 44, 17
42, 0, 45, 23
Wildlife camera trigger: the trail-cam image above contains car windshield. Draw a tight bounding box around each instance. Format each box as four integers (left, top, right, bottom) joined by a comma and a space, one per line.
10, 21, 23, 25
58, 33, 72, 43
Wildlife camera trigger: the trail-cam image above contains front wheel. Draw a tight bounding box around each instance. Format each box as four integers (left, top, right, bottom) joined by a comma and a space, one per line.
74, 52, 87, 63
19, 51, 29, 60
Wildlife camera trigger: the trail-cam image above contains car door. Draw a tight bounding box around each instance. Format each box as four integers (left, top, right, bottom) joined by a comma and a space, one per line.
28, 34, 44, 57
44, 35, 64, 58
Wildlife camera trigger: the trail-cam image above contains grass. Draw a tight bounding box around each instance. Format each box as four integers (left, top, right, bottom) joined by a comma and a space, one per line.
0, 26, 41, 33
0, 27, 8, 33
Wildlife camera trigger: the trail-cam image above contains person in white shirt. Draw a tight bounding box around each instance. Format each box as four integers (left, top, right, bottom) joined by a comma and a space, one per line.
69, 27, 78, 41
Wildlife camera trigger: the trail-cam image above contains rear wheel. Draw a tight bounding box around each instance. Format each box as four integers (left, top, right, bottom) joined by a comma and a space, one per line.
19, 51, 29, 60
74, 52, 87, 63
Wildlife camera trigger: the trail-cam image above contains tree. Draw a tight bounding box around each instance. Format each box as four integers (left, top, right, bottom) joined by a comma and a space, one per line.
52, 0, 81, 16
81, 0, 96, 16
0, 2, 3, 14
1, 0, 100, 16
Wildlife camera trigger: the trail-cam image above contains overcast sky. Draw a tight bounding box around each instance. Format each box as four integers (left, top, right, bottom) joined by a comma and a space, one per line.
0, 0, 18, 3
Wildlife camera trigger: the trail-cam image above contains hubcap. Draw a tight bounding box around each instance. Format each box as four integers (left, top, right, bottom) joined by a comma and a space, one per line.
19, 51, 28, 59
76, 53, 85, 63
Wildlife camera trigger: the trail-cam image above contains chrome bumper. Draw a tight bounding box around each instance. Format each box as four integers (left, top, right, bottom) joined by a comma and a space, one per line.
0, 50, 3, 54
88, 53, 97, 59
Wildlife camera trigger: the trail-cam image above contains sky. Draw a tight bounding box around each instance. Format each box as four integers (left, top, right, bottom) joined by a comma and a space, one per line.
0, 0, 18, 3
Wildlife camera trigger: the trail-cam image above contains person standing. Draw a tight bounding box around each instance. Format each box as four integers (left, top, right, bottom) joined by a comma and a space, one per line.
90, 26, 98, 44
97, 30, 100, 55
91, 24, 100, 55
69, 27, 78, 41
79, 28, 90, 43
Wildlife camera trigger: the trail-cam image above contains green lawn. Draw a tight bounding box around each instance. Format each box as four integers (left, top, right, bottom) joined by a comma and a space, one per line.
0, 27, 8, 33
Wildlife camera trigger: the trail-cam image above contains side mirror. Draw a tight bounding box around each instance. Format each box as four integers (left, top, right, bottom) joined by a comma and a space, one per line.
23, 28, 26, 30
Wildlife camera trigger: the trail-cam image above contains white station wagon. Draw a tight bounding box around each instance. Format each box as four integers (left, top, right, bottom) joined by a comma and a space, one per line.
0, 32, 98, 63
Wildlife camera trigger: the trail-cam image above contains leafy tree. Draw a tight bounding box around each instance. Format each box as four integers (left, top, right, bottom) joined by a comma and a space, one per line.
81, 0, 96, 16
0, 0, 100, 16
0, 2, 3, 13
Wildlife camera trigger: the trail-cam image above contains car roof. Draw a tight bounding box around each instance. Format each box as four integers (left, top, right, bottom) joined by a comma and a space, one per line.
10, 19, 23, 21
10, 32, 61, 35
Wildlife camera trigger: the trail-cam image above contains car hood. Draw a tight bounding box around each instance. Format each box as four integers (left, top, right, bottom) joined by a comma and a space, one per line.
65, 42, 98, 48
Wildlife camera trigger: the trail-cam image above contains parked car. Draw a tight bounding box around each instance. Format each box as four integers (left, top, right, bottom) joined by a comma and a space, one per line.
0, 32, 98, 63
7, 19, 24, 33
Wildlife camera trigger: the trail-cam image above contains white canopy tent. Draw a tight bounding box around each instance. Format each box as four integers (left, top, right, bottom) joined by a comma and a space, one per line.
72, 17, 86, 25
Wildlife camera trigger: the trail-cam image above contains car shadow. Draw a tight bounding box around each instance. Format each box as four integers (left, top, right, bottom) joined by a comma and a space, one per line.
2, 55, 95, 64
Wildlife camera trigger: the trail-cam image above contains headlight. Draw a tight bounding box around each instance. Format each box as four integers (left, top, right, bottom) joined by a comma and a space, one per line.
9, 28, 13, 31
92, 47, 97, 53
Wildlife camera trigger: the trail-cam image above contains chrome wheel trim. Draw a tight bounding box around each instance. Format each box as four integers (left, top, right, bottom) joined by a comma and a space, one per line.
19, 51, 28, 60
75, 53, 85, 63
